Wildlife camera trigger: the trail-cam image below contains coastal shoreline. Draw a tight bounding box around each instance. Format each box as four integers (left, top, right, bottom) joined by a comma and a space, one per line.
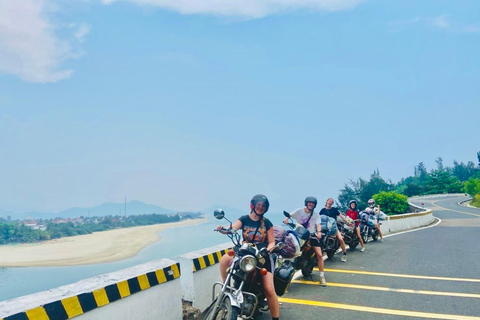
0, 218, 207, 267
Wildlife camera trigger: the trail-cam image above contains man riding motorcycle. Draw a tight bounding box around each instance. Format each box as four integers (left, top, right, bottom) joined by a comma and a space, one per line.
362, 199, 384, 242
283, 196, 327, 287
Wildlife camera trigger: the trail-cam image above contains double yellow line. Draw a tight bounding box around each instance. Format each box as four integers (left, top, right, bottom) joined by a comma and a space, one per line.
279, 268, 480, 319
279, 297, 480, 320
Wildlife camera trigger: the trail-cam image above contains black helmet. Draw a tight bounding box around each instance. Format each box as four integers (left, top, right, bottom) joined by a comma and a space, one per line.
348, 200, 357, 207
250, 194, 270, 213
304, 196, 318, 208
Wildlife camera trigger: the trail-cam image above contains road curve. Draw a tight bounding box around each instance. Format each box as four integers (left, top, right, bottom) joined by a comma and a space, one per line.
260, 194, 480, 320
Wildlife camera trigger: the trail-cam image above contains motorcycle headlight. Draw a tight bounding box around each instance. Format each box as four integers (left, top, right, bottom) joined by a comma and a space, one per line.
239, 255, 257, 273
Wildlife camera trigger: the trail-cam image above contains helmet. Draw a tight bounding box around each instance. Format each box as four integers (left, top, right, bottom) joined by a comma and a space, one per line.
368, 199, 375, 208
304, 196, 318, 208
348, 200, 357, 208
250, 194, 270, 213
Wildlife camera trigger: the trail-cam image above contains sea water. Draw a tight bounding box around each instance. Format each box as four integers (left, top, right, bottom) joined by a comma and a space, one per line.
0, 210, 286, 302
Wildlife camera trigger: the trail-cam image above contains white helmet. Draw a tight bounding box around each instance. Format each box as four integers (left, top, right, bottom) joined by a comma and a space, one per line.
368, 199, 375, 208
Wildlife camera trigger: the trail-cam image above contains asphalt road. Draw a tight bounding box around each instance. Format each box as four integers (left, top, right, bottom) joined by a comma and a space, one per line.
260, 194, 480, 320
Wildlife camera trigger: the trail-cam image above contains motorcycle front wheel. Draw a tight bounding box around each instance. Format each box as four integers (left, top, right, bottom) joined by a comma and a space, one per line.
204, 297, 239, 320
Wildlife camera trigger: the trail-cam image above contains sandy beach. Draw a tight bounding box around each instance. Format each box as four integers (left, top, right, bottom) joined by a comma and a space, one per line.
0, 218, 206, 267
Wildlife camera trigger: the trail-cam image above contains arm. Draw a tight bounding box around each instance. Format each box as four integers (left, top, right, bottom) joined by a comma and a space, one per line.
216, 219, 242, 231
266, 227, 275, 251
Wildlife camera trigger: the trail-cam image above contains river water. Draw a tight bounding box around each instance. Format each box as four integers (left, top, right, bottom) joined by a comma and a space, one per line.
0, 211, 286, 302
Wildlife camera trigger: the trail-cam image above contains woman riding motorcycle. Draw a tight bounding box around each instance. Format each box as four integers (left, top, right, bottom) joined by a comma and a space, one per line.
216, 194, 280, 320
345, 200, 366, 252
283, 196, 327, 286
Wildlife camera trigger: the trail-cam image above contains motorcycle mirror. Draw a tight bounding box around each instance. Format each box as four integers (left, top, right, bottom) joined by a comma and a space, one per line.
213, 208, 225, 220
283, 211, 290, 218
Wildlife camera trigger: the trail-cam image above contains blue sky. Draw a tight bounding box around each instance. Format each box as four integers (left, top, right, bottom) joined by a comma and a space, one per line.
1, 0, 479, 214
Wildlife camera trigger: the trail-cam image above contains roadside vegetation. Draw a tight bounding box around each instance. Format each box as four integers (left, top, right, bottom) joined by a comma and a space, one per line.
0, 213, 199, 245
338, 151, 480, 213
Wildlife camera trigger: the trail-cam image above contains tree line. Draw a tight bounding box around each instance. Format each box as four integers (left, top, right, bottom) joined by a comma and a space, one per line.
338, 152, 480, 214
0, 213, 193, 245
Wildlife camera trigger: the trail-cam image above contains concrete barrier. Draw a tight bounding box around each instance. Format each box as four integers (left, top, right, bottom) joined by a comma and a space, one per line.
177, 242, 231, 311
0, 259, 182, 320
0, 203, 438, 320
378, 203, 434, 235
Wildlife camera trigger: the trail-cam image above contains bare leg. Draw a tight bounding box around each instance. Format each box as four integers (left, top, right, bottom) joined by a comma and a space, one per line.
219, 254, 233, 282
376, 224, 383, 240
262, 272, 279, 318
313, 246, 324, 272
337, 232, 347, 253
356, 227, 365, 248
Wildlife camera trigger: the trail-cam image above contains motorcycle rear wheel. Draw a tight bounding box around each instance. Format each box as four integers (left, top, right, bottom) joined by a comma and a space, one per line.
301, 263, 314, 277
326, 250, 335, 260
349, 241, 359, 250
204, 297, 239, 320
372, 233, 378, 241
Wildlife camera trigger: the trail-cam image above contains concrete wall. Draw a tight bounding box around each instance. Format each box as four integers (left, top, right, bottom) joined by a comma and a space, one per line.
378, 202, 434, 235
177, 243, 232, 311
0, 259, 183, 320
0, 203, 436, 320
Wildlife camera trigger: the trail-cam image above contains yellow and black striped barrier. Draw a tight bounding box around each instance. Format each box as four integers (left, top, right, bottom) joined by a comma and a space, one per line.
2, 263, 180, 320
388, 210, 432, 220
192, 248, 231, 272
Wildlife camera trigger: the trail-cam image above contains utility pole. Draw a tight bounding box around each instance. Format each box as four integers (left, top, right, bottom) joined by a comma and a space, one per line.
125, 196, 127, 217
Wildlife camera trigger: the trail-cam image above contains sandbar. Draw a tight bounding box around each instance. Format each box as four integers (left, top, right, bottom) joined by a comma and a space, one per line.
0, 218, 206, 267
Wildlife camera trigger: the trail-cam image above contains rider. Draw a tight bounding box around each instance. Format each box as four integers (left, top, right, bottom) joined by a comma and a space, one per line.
217, 194, 280, 320
362, 198, 384, 242
283, 196, 327, 286
345, 200, 366, 252
319, 198, 348, 262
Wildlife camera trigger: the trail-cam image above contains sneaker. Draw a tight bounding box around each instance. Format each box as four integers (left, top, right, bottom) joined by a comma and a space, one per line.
360, 246, 365, 252
319, 276, 327, 287
380, 238, 384, 242
341, 254, 347, 262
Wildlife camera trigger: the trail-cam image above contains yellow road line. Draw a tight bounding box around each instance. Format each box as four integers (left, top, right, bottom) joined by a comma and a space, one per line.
279, 297, 480, 320
431, 201, 480, 218
322, 268, 480, 283
292, 279, 480, 298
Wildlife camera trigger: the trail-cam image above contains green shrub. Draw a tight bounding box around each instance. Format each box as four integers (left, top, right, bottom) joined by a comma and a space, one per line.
464, 178, 480, 197
471, 194, 480, 208
373, 191, 409, 215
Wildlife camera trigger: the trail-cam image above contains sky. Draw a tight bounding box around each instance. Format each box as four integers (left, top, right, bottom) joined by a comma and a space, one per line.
1, 0, 479, 214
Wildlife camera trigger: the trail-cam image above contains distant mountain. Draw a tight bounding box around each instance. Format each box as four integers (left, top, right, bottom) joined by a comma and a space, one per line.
58, 200, 174, 218
2, 200, 176, 220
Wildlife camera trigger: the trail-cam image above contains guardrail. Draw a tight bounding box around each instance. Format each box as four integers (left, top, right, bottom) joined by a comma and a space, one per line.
0, 205, 436, 320
0, 259, 183, 320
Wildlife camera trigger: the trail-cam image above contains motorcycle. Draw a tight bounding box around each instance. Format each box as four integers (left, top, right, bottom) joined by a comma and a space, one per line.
337, 216, 360, 250
201, 209, 292, 320
282, 211, 317, 278
359, 211, 381, 243
320, 215, 340, 261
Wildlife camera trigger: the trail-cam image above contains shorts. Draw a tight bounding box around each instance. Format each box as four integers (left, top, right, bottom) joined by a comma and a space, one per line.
309, 237, 322, 247
264, 253, 277, 273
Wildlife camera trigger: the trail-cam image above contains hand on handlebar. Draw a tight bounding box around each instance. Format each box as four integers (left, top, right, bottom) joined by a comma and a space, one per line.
216, 226, 232, 234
